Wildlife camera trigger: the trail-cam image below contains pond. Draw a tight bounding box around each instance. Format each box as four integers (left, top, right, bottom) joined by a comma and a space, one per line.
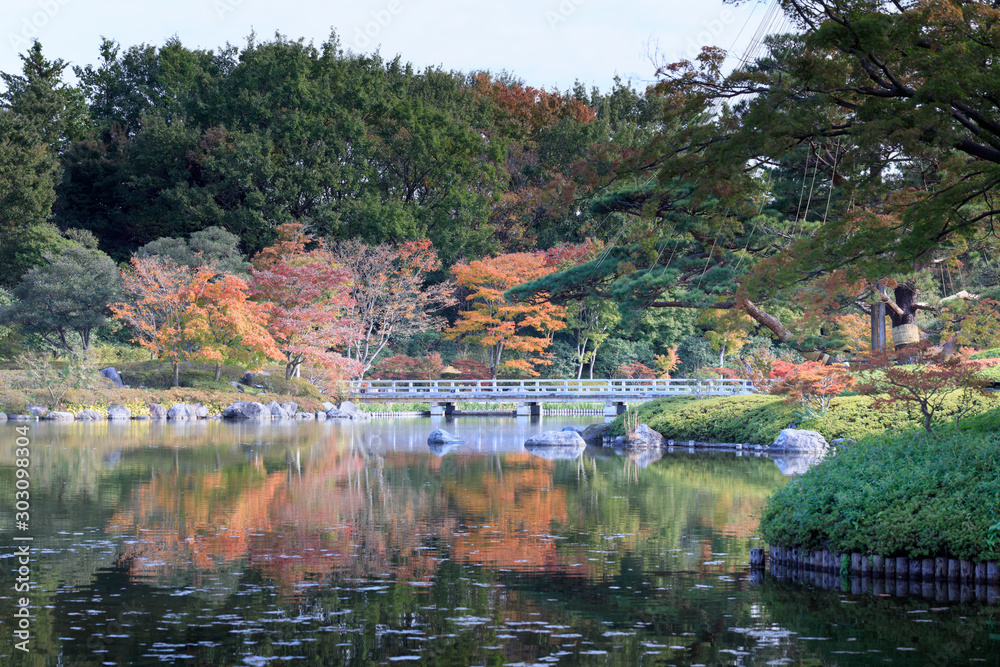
1, 417, 998, 666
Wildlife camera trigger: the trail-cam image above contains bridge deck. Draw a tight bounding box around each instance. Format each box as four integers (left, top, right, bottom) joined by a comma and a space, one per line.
346, 378, 754, 403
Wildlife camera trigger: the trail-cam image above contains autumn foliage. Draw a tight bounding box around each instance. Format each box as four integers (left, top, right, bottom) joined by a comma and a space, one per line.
767, 360, 855, 416
445, 252, 566, 378
855, 343, 989, 434
371, 353, 445, 381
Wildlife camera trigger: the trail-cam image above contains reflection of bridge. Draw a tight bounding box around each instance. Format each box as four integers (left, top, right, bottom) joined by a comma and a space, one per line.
346, 378, 754, 417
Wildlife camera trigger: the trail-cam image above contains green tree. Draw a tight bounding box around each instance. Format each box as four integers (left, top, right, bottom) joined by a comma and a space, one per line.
0, 245, 121, 352
137, 226, 248, 273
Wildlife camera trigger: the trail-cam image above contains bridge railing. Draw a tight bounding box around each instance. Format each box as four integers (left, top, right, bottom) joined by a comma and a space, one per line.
344, 378, 754, 397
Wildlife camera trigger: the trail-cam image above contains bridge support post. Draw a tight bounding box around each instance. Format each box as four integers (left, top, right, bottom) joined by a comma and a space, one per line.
430, 402, 455, 417
603, 401, 627, 417
516, 402, 541, 417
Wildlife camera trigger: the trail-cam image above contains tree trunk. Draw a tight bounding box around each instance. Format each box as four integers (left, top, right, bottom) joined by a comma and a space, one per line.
173, 360, 180, 387
889, 284, 921, 356
588, 350, 598, 379
214, 363, 222, 382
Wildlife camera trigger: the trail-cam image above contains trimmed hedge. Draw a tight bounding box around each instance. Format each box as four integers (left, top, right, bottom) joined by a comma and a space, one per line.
757, 428, 1000, 561
605, 392, 1000, 444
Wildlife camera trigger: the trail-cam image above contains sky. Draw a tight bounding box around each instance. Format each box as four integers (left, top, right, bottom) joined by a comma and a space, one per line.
1, 0, 776, 93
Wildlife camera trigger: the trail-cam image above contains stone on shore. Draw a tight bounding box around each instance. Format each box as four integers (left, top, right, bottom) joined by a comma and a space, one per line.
76, 409, 104, 421
27, 405, 48, 418
107, 404, 132, 420
167, 404, 197, 420
45, 411, 76, 422
326, 401, 370, 421
770, 429, 829, 453
99, 367, 126, 388
626, 424, 665, 449
222, 401, 271, 420
281, 402, 298, 416
267, 400, 290, 419
428, 429, 464, 445
193, 404, 209, 419
524, 430, 587, 448
0, 413, 6, 422
148, 403, 167, 420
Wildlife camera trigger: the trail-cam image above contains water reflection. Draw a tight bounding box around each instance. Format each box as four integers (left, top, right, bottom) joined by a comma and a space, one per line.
0, 418, 997, 666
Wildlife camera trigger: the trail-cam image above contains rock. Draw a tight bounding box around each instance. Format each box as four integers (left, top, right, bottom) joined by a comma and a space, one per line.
0, 413, 6, 422
242, 371, 270, 387
315, 411, 327, 420
148, 403, 167, 420
76, 409, 104, 421
7, 414, 32, 422
222, 401, 271, 420
167, 404, 197, 420
561, 425, 584, 432
45, 411, 75, 422
326, 400, 370, 421
193, 403, 209, 419
626, 424, 665, 449
99, 367, 126, 388
428, 429, 464, 445
26, 405, 48, 418
524, 430, 587, 448
322, 401, 335, 411
770, 429, 829, 453
134, 414, 151, 421
107, 404, 132, 420
281, 402, 298, 416
266, 400, 290, 419
228, 381, 245, 393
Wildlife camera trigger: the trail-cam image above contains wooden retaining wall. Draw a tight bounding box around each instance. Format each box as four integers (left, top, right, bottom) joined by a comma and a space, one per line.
748, 547, 1000, 603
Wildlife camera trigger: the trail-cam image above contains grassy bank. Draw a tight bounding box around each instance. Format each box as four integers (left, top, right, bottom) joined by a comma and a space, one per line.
604, 392, 999, 444
0, 361, 327, 415
757, 427, 1000, 561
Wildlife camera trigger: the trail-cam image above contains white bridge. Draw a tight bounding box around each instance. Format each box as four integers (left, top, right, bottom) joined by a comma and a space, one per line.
346, 378, 755, 416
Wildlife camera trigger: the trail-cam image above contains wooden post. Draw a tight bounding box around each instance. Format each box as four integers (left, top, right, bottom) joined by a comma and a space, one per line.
871, 301, 886, 350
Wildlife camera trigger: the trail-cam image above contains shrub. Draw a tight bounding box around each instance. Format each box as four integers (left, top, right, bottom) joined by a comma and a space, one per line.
758, 428, 1000, 561
372, 353, 445, 380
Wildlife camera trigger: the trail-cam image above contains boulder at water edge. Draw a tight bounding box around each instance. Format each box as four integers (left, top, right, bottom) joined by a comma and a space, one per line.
148, 403, 167, 420
76, 409, 104, 421
326, 401, 370, 421
428, 429, 464, 445
107, 404, 132, 420
281, 402, 298, 416
562, 423, 608, 446
193, 404, 209, 419
0, 413, 6, 422
222, 401, 271, 420
45, 411, 75, 422
267, 401, 290, 419
524, 430, 587, 448
7, 414, 31, 421
626, 424, 665, 449
27, 405, 48, 418
99, 367, 126, 388
770, 429, 829, 453
168, 404, 197, 420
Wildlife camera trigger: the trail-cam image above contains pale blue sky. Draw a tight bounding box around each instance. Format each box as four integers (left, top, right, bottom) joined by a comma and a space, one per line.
3, 0, 774, 92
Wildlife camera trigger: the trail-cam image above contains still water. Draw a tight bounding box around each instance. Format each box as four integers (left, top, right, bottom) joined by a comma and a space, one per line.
0, 417, 998, 666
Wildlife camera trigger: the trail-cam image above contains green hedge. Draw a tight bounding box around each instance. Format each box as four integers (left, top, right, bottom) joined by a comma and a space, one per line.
605, 392, 1000, 444
758, 429, 1000, 561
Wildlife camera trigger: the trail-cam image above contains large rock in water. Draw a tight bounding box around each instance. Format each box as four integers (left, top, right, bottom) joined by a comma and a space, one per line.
45, 411, 75, 422
99, 367, 126, 388
107, 404, 132, 420
524, 430, 587, 448
281, 402, 298, 416
562, 423, 608, 446
148, 403, 167, 420
326, 401, 370, 421
76, 409, 103, 421
222, 401, 271, 420
626, 424, 665, 449
770, 429, 829, 452
0, 413, 7, 422
266, 401, 290, 419
428, 429, 464, 445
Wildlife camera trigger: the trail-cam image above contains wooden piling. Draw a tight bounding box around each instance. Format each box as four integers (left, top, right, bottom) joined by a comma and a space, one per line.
872, 555, 884, 577
948, 558, 961, 582
851, 553, 862, 575
896, 557, 909, 578
961, 560, 973, 583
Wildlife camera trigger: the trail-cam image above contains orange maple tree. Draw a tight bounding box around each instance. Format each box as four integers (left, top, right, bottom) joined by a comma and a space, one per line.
250, 224, 360, 380
768, 360, 855, 417
111, 257, 281, 386
445, 252, 565, 378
